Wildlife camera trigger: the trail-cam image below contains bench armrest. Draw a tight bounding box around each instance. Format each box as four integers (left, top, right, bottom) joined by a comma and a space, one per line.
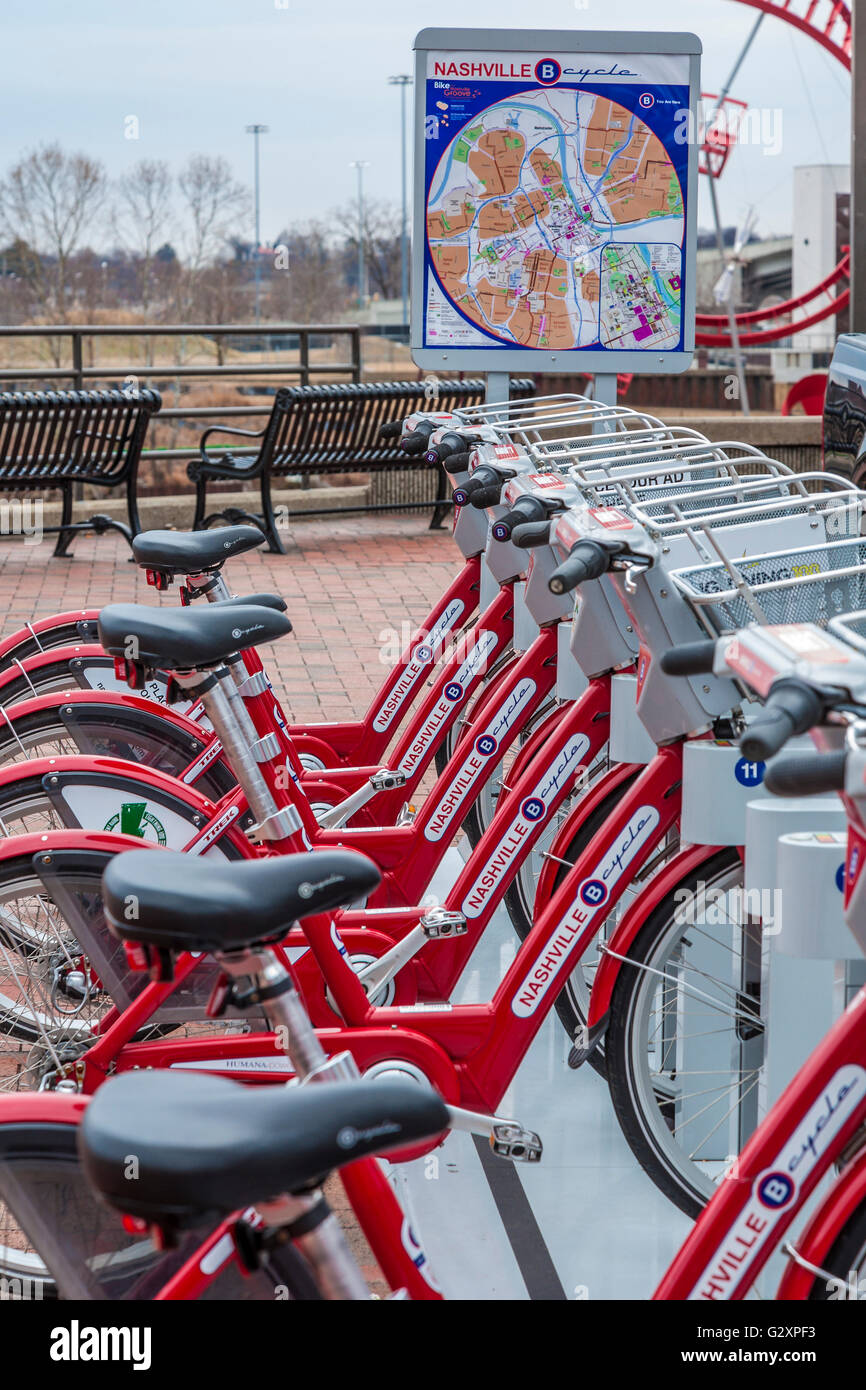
198, 422, 267, 463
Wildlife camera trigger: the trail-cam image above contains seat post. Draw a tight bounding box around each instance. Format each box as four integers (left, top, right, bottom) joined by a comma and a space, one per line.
185, 570, 232, 603
183, 570, 279, 712
175, 667, 306, 846
212, 950, 372, 1301
219, 946, 342, 1081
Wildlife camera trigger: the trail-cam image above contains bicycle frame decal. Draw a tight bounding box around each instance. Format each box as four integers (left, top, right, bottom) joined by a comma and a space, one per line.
396, 628, 498, 777
690, 1064, 866, 1301
372, 598, 466, 733
56, 784, 231, 857
400, 1218, 441, 1294
461, 732, 591, 916
423, 675, 537, 842
181, 737, 225, 784
511, 804, 661, 1017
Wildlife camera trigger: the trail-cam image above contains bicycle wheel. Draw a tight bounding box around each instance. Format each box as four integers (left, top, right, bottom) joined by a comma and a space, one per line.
0, 658, 94, 705
0, 1121, 322, 1299
605, 847, 760, 1219
0, 703, 233, 801
0, 853, 240, 1091
806, 1197, 866, 1300
0, 617, 98, 674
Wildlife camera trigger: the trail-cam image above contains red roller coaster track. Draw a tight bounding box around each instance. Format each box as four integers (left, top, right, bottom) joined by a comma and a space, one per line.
694, 0, 851, 346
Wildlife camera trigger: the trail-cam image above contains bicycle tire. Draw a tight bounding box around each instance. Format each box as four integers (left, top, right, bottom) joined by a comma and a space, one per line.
806, 1196, 866, 1300
0, 1121, 323, 1299
605, 847, 749, 1219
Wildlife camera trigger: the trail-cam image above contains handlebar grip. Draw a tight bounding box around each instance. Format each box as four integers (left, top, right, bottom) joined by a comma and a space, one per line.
739, 680, 826, 762
470, 484, 505, 508
400, 432, 429, 455
446, 451, 473, 473
424, 431, 476, 465
548, 540, 611, 595
380, 420, 403, 439
511, 520, 552, 548
763, 749, 847, 797
491, 496, 547, 542
659, 640, 718, 677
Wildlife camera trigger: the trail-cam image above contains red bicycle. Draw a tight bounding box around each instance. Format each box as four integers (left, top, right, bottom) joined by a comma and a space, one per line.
656, 616, 866, 1299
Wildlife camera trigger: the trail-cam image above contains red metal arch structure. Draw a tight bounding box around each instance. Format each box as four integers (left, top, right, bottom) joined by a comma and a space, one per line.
695, 0, 851, 346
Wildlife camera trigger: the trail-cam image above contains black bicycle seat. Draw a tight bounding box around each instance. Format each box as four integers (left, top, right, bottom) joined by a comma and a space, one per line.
102, 847, 381, 953
79, 1071, 448, 1228
97, 602, 291, 670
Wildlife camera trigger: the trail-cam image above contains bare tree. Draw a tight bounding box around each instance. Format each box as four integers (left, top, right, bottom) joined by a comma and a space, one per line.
333, 199, 403, 301
0, 143, 107, 319
177, 155, 249, 273
113, 160, 173, 312
269, 221, 350, 321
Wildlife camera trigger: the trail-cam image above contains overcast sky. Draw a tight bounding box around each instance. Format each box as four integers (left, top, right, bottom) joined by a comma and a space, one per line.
0, 0, 850, 251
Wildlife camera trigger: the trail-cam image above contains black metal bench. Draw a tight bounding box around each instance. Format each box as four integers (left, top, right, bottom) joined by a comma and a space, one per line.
188, 378, 535, 553
0, 388, 162, 557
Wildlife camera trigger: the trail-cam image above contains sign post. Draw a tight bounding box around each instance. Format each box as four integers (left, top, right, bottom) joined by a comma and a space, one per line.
412, 27, 701, 405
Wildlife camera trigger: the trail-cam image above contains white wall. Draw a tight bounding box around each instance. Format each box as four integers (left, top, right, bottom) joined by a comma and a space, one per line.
793, 164, 850, 352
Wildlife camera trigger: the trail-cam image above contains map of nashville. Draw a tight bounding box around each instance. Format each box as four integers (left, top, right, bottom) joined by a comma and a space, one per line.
425, 88, 684, 351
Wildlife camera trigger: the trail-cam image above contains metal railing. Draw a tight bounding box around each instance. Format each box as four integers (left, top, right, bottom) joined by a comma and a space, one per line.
0, 323, 363, 467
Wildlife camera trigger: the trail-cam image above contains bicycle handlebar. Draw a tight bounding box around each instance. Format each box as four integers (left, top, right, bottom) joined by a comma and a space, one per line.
659, 640, 718, 677
425, 431, 479, 465
400, 431, 431, 455
491, 495, 548, 542
511, 519, 553, 548
548, 540, 612, 595
763, 748, 847, 797
739, 680, 827, 762
446, 451, 473, 473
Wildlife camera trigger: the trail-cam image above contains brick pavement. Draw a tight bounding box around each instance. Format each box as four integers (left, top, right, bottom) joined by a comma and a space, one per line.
0, 516, 459, 722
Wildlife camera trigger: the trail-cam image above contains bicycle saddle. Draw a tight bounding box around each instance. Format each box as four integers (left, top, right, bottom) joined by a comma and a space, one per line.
132, 525, 264, 575
214, 593, 287, 613
79, 1071, 448, 1228
97, 602, 291, 670
102, 847, 381, 953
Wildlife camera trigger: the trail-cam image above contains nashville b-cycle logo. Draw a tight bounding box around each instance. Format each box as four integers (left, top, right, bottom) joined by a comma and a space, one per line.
103, 801, 167, 844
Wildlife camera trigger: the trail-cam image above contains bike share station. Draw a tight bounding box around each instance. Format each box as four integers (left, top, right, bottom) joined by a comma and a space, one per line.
393, 26, 699, 1297
5, 21, 866, 1318
384, 26, 866, 1299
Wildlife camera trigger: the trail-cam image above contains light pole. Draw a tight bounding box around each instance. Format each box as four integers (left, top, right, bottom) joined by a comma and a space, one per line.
389, 75, 412, 331
245, 123, 269, 326
349, 160, 370, 311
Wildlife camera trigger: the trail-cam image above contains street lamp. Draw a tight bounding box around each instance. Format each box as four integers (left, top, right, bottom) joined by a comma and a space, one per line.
349, 160, 371, 311
245, 123, 270, 326
388, 75, 412, 331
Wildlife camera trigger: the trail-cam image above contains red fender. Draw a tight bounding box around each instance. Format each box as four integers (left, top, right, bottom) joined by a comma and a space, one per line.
586, 840, 725, 1033
0, 686, 218, 744
0, 610, 100, 662
533, 759, 638, 910
0, 827, 172, 862
0, 752, 252, 850
0, 1090, 87, 1124
775, 1147, 866, 1299
0, 643, 108, 698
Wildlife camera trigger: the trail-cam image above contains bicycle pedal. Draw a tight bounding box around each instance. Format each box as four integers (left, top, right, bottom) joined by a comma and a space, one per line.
421, 908, 468, 939
396, 802, 417, 826
490, 1122, 542, 1163
370, 768, 407, 791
